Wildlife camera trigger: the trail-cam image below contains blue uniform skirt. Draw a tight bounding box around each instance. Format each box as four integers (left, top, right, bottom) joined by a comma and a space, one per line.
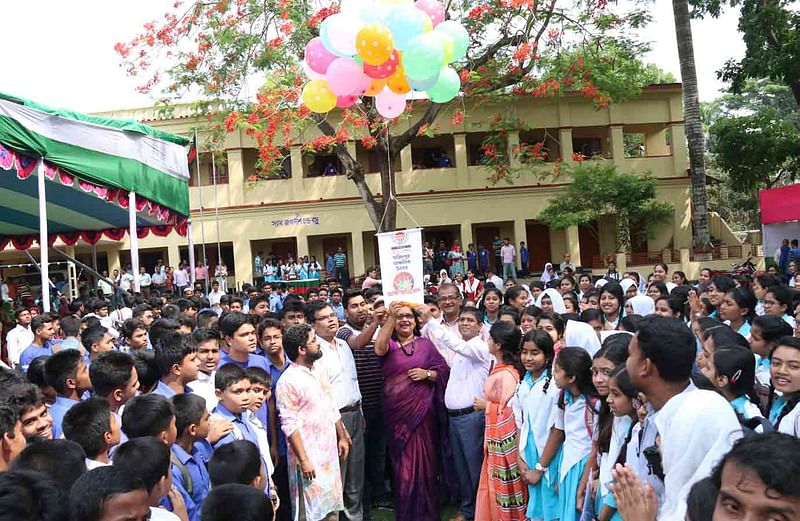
523, 430, 560, 521
555, 455, 588, 521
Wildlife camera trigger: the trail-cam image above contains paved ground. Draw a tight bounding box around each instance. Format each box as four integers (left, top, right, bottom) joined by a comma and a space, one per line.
370, 506, 459, 521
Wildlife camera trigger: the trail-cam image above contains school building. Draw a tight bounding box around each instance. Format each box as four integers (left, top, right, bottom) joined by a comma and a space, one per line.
0, 84, 761, 288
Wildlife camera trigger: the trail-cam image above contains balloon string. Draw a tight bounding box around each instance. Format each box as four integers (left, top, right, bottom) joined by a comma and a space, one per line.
376, 119, 421, 233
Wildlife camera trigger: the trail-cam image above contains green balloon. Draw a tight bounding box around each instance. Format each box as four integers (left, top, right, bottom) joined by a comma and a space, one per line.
403, 33, 445, 81
427, 66, 460, 103
436, 21, 469, 62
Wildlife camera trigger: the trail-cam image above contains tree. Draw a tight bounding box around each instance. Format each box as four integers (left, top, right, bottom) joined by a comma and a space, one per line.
703, 79, 800, 230
537, 161, 674, 253
673, 0, 711, 249
692, 0, 800, 108
118, 0, 657, 232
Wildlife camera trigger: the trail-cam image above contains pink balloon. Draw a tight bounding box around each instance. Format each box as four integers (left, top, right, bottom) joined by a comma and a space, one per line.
415, 0, 445, 26
326, 57, 368, 97
351, 72, 373, 96
337, 94, 360, 108
376, 88, 406, 118
304, 37, 338, 75
364, 50, 400, 79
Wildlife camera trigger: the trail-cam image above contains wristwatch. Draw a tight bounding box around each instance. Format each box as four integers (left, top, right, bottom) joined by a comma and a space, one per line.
426, 370, 432, 380
534, 462, 547, 472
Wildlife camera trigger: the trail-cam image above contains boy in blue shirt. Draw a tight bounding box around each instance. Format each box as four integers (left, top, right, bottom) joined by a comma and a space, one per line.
62, 397, 121, 469
171, 393, 213, 521
211, 364, 259, 450
153, 332, 200, 398
217, 313, 270, 372
44, 349, 91, 439
18, 314, 56, 373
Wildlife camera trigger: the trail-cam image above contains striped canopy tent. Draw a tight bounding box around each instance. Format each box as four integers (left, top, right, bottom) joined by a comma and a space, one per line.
0, 92, 192, 311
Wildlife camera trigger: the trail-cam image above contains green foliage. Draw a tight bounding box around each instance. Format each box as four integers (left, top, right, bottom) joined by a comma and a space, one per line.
538, 161, 673, 252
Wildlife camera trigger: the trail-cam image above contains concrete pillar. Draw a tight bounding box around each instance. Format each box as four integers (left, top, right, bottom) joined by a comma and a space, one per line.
460, 221, 474, 251
351, 231, 365, 277
646, 129, 669, 156
669, 124, 688, 176
296, 233, 309, 259
559, 128, 574, 163
609, 125, 625, 168
399, 145, 412, 174
508, 131, 521, 169
225, 149, 245, 206
566, 225, 582, 268
233, 237, 253, 289
680, 248, 691, 277
513, 219, 527, 270
290, 145, 304, 199
167, 243, 181, 269
615, 252, 627, 274
454, 133, 467, 187
107, 247, 121, 274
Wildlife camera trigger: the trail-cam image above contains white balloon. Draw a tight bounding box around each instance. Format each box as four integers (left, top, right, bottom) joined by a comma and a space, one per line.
302, 61, 326, 80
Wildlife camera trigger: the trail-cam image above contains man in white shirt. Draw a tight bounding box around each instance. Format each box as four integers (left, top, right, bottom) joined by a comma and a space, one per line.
419, 303, 492, 521
500, 237, 516, 282
119, 267, 135, 293
626, 316, 741, 521
6, 306, 34, 368
137, 267, 151, 297
484, 269, 504, 292
307, 301, 364, 521
97, 270, 114, 299
173, 264, 190, 295
207, 280, 225, 307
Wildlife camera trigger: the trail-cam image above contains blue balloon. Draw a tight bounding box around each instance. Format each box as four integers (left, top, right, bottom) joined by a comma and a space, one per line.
320, 16, 354, 57
385, 5, 428, 51
409, 72, 440, 92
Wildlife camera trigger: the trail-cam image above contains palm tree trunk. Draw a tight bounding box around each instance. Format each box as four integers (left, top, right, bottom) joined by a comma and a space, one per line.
673, 0, 711, 248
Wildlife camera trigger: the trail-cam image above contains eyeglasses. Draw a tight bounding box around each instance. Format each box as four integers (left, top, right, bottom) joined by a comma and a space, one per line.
438, 295, 460, 302
396, 314, 415, 320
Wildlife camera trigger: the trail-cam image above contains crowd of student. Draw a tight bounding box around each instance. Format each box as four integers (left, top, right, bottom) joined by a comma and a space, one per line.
1, 258, 800, 521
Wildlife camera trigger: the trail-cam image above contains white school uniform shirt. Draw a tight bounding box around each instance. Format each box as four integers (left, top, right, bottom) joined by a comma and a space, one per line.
654, 388, 742, 521
190, 370, 218, 412
316, 335, 362, 410
599, 415, 634, 498
776, 401, 800, 437
150, 507, 181, 521
422, 319, 493, 410
512, 371, 559, 458
6, 324, 33, 366
550, 392, 598, 482
246, 410, 275, 476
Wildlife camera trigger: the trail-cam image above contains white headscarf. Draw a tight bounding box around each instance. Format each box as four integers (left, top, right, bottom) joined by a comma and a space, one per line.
627, 294, 655, 316
619, 278, 636, 297
635, 272, 648, 294
665, 281, 678, 294
438, 269, 451, 285
563, 319, 601, 357
655, 389, 742, 521
541, 262, 555, 283
535, 288, 566, 314
594, 278, 608, 289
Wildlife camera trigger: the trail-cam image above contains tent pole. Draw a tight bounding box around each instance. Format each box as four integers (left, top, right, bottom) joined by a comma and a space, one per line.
211, 152, 222, 273
188, 219, 196, 286
129, 191, 140, 293
37, 159, 50, 312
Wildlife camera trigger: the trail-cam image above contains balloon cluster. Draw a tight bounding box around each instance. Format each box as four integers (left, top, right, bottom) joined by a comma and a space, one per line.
301, 0, 469, 118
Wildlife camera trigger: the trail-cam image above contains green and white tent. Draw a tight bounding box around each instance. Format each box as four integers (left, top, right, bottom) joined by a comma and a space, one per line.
0, 92, 192, 309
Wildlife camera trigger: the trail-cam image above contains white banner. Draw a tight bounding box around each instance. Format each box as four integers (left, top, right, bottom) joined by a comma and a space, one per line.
377, 228, 424, 305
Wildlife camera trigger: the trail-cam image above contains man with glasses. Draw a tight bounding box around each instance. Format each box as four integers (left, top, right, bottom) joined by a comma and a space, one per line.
306, 301, 364, 521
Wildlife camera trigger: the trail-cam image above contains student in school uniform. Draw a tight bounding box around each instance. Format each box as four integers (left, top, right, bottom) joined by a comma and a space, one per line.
44, 349, 92, 439
90, 351, 140, 451
6, 383, 53, 440
171, 393, 213, 521
211, 364, 261, 450
69, 466, 152, 521
529, 347, 598, 521
513, 330, 559, 521
202, 484, 275, 521
152, 332, 200, 398
191, 328, 222, 413
769, 336, 800, 437
18, 314, 56, 373
62, 397, 121, 470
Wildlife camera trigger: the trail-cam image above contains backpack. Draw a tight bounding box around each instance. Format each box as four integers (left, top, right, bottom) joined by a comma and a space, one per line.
740, 416, 774, 438
170, 452, 193, 497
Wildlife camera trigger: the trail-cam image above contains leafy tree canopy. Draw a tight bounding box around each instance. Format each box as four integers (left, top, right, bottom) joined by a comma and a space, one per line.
118, 0, 667, 231
538, 161, 673, 252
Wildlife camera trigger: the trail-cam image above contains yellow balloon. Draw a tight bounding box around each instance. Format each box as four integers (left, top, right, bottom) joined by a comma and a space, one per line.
423, 17, 433, 32
431, 31, 454, 63
356, 23, 395, 66
386, 66, 411, 94
365, 78, 387, 96
302, 80, 336, 113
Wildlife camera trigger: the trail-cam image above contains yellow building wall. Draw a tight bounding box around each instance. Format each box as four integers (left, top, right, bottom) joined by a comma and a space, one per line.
8, 85, 749, 286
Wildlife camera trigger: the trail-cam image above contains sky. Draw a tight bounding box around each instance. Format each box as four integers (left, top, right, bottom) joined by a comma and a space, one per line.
0, 0, 745, 113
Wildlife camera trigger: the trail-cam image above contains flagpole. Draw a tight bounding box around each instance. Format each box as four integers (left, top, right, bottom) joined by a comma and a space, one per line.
194, 128, 209, 293
37, 159, 50, 312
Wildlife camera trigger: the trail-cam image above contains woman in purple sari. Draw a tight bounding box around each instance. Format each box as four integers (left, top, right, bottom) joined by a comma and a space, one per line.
375, 301, 450, 521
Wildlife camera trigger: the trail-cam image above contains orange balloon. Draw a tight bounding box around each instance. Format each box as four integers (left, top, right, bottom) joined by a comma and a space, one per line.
386, 65, 411, 94
356, 23, 395, 66
365, 78, 387, 96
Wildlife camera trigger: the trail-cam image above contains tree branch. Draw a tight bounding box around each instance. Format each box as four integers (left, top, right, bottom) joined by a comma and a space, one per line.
392, 102, 443, 153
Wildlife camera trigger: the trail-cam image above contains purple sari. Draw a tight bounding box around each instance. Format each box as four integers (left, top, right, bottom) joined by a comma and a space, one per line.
381, 336, 450, 521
